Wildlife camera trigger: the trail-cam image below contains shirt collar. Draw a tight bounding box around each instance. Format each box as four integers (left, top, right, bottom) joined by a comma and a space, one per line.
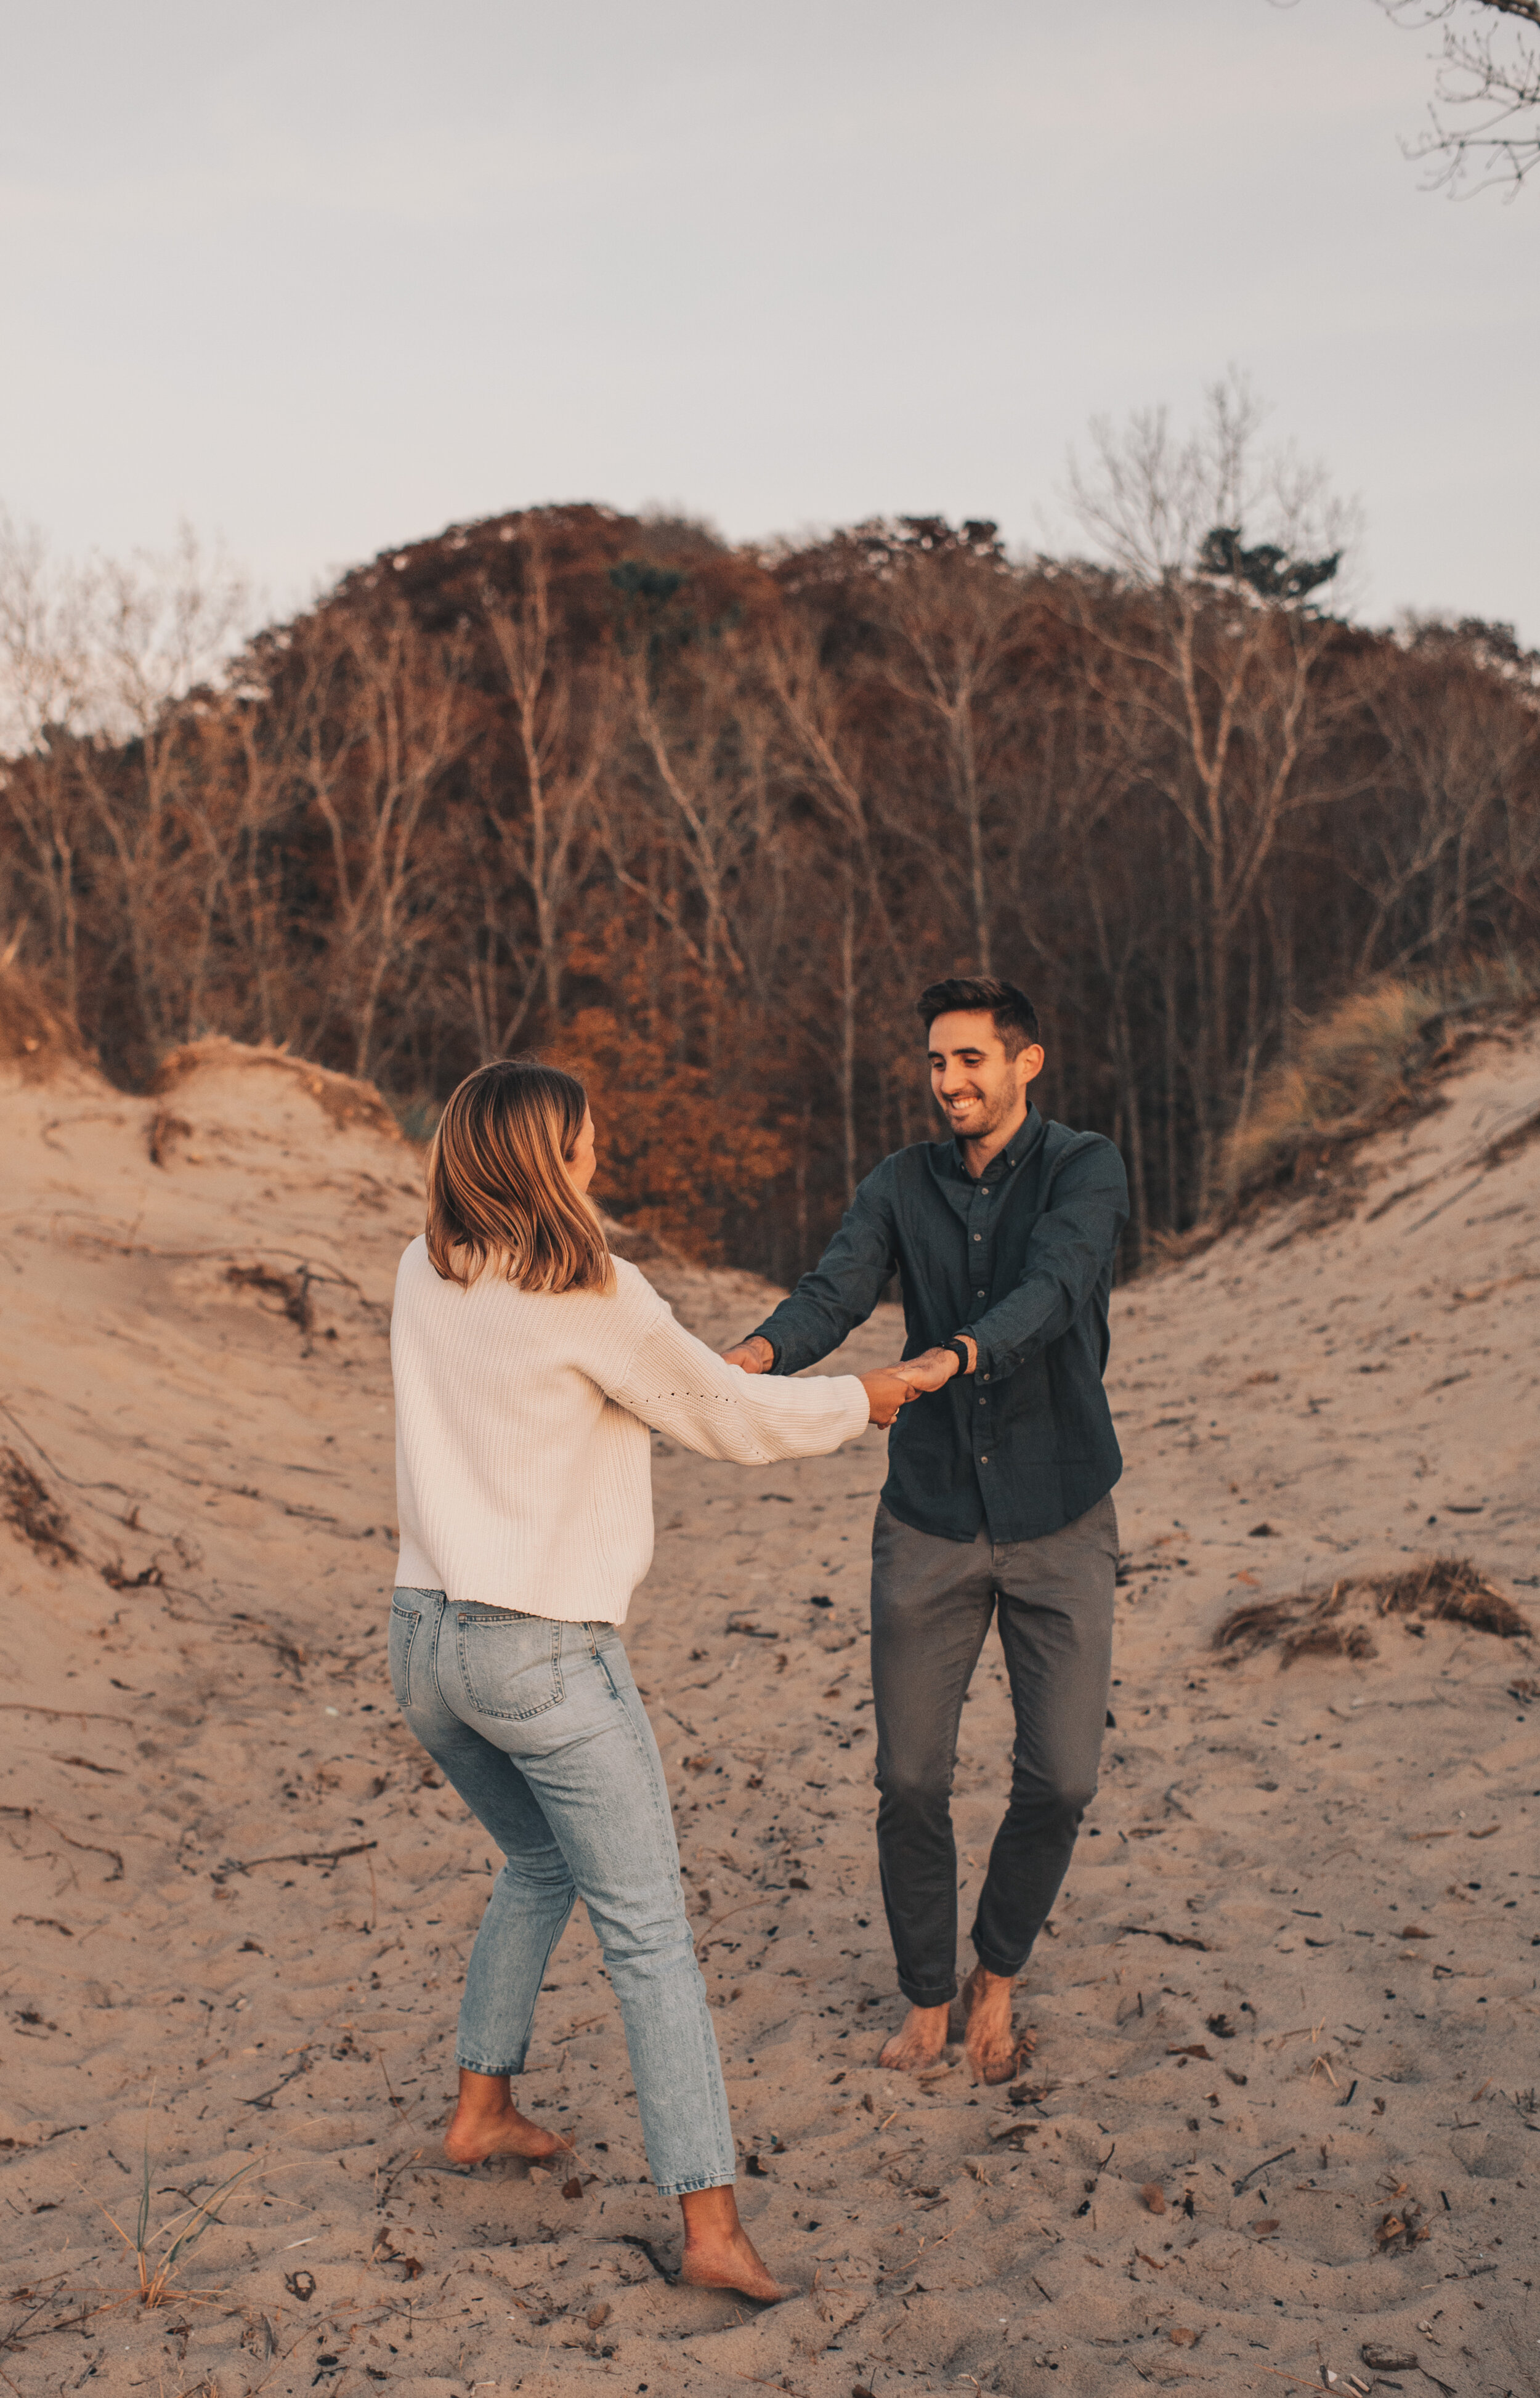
946, 1103, 1044, 1182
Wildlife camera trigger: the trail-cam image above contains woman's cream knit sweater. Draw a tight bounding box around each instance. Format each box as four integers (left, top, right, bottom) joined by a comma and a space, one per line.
390, 1237, 870, 1621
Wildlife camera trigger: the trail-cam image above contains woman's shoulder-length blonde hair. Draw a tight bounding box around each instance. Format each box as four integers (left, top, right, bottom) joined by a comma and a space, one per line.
424, 1058, 615, 1295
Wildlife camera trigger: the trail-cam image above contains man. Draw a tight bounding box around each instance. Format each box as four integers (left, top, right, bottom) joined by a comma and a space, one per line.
723, 977, 1127, 2083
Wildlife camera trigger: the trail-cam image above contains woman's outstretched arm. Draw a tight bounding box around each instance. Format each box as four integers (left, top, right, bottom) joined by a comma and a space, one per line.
606, 1303, 940, 1460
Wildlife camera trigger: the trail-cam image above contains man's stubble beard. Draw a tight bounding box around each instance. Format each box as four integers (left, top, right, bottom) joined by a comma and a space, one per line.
944, 1087, 1010, 1140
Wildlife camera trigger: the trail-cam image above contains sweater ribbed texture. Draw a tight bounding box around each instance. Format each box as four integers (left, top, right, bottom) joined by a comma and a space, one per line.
390, 1237, 870, 1621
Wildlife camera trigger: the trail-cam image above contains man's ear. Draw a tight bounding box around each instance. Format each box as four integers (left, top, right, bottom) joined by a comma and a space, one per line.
1020, 1043, 1046, 1088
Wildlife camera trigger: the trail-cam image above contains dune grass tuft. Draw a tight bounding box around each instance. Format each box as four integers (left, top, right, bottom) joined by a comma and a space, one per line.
98, 2097, 259, 2310
1223, 958, 1540, 1206
1214, 1555, 1530, 1664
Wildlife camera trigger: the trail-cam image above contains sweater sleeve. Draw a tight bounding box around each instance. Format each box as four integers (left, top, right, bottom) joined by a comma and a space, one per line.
606, 1304, 870, 1462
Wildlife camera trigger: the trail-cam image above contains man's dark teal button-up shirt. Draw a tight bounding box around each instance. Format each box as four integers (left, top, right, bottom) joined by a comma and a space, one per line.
750, 1108, 1128, 1544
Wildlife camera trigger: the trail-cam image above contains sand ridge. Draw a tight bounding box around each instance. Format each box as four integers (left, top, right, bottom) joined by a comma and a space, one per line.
1, 1034, 1537, 2396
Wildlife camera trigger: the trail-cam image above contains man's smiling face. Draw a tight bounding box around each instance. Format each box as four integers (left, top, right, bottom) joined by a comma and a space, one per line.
927, 1009, 1044, 1144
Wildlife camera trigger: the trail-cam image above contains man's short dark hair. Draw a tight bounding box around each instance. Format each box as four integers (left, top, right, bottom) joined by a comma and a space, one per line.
917, 976, 1040, 1058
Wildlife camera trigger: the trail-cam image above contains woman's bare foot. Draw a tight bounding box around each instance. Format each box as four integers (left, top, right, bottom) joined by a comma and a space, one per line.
678, 2185, 786, 2301
443, 2067, 573, 2166
960, 1963, 1020, 2084
878, 1999, 950, 2073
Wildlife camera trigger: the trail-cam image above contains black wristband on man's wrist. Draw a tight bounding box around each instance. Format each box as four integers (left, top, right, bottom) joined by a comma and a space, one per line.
942, 1337, 971, 1374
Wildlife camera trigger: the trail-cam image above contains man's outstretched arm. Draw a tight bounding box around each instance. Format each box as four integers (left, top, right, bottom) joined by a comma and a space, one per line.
724, 1171, 898, 1377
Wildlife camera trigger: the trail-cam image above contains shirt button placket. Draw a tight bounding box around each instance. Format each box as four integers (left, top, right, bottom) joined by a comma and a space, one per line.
971, 1187, 991, 1475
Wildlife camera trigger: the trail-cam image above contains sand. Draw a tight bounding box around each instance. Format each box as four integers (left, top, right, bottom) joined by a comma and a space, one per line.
1, 1029, 1537, 2398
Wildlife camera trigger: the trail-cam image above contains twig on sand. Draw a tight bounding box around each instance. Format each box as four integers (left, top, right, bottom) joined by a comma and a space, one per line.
1233, 2147, 1297, 2196
894, 2199, 981, 2273
376, 2049, 412, 2120
618, 2233, 678, 2285
679, 2367, 788, 2393
1119, 1924, 1210, 1951
0, 1703, 136, 1725
696, 1895, 778, 1952
243, 2051, 316, 2110
551, 2013, 609, 2043
0, 1399, 135, 1500
222, 1841, 377, 1874
33, 1810, 125, 1881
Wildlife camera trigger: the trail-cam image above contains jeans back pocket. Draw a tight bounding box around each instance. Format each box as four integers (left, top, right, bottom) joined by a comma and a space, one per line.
389, 1595, 426, 1709
455, 1610, 564, 1722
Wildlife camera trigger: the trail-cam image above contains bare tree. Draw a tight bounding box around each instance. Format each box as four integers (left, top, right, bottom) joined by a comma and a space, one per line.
762, 614, 928, 1146
469, 538, 620, 1053
870, 533, 1029, 976
0, 508, 103, 750
1377, 0, 1540, 194
0, 516, 89, 1015
601, 626, 773, 1081
0, 524, 249, 1049
298, 602, 470, 1080
0, 511, 115, 1019
1063, 379, 1356, 1207
1348, 622, 1540, 966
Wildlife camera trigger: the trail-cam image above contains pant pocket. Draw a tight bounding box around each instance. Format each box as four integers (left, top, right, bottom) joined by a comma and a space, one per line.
455, 1610, 565, 1721
388, 1597, 424, 1709
588, 1627, 628, 1701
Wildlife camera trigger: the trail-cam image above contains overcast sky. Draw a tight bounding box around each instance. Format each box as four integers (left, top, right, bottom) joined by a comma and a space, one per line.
3, 0, 1536, 641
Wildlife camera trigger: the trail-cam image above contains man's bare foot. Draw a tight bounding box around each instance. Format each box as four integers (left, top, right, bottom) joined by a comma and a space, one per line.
960, 1963, 1021, 2084
678, 2185, 786, 2302
444, 2068, 573, 2166
878, 1999, 950, 2073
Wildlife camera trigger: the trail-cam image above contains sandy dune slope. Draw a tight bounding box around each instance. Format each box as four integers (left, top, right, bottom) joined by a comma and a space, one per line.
1, 1029, 1537, 2398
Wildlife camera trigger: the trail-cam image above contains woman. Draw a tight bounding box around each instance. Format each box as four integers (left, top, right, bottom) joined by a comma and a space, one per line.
388, 1058, 941, 2302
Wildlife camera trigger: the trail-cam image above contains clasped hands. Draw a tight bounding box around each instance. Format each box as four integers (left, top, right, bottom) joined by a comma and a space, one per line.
722, 1334, 977, 1429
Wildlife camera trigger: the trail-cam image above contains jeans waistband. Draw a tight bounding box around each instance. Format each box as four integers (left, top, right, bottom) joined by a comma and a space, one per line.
393, 1588, 542, 1624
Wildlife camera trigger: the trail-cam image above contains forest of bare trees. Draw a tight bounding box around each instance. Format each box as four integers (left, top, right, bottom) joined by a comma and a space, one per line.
3, 395, 1538, 1278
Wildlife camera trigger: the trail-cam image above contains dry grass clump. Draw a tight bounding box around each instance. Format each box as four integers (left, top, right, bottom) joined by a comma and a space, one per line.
150, 1036, 402, 1140
1215, 1557, 1529, 1663
1224, 981, 1440, 1205
0, 1446, 78, 1564
0, 958, 94, 1083
226, 1260, 316, 1332
1222, 962, 1540, 1208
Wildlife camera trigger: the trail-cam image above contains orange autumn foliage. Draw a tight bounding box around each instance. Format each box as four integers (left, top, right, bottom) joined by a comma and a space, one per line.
554, 965, 790, 1263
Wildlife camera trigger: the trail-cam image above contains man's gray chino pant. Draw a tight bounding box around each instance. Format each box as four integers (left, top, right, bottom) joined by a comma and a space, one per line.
869, 1492, 1119, 2008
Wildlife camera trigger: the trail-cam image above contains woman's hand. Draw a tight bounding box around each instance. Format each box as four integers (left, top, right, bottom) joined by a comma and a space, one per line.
859, 1366, 922, 1427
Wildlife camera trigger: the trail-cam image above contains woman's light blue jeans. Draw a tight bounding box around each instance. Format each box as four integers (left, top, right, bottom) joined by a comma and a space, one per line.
387, 1589, 735, 2199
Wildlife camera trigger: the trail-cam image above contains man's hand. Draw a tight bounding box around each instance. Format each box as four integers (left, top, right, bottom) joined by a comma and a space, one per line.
860, 1338, 973, 1425
902, 1339, 976, 1388
722, 1336, 774, 1375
